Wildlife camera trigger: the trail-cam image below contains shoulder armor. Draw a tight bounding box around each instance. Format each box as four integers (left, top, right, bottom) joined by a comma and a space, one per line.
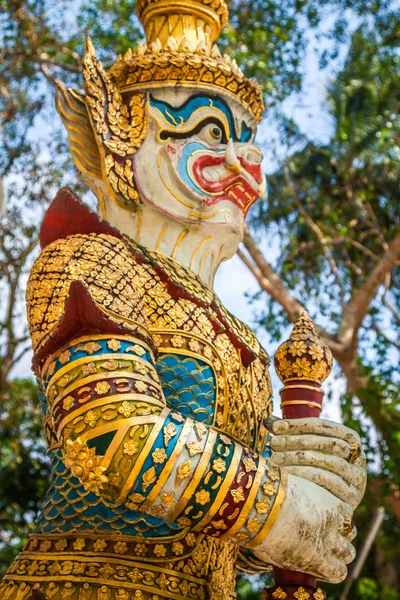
39, 186, 121, 248
28, 215, 153, 372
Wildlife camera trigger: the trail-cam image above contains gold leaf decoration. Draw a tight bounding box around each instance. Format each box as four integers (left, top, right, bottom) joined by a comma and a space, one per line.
272, 588, 288, 599
294, 588, 310, 600
176, 460, 192, 487
142, 466, 157, 491
186, 441, 203, 457
164, 422, 177, 446
82, 37, 148, 208
63, 437, 108, 495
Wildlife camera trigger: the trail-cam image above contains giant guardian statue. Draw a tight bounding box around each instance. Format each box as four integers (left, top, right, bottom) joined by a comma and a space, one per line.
1, 1, 366, 599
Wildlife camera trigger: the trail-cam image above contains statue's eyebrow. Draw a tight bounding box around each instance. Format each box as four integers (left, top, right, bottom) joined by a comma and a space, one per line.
159, 116, 229, 143
149, 93, 251, 142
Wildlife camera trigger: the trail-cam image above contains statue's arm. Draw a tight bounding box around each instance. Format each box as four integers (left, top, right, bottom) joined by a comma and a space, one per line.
28, 232, 356, 583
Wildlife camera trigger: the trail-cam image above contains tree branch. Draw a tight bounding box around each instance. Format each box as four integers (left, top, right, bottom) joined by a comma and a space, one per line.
239, 228, 344, 354
339, 233, 400, 345
240, 229, 304, 322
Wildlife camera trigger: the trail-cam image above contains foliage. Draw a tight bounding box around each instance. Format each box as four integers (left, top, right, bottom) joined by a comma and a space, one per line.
0, 378, 49, 577
0, 0, 399, 597
249, 19, 400, 477
242, 16, 400, 599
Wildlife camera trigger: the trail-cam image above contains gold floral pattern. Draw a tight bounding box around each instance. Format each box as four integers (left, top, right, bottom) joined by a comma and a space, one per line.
123, 440, 139, 455
289, 341, 307, 357
255, 499, 270, 514
186, 441, 202, 457
294, 587, 310, 600
114, 541, 128, 555
63, 396, 74, 410
160, 492, 175, 506
195, 489, 210, 505
230, 487, 245, 503
63, 438, 108, 494
172, 542, 184, 556
107, 339, 121, 351
246, 518, 261, 533
94, 381, 111, 395
272, 588, 288, 599
212, 458, 226, 473
93, 539, 107, 552
118, 401, 135, 418
243, 458, 257, 473
73, 538, 86, 551
152, 448, 168, 463
153, 544, 167, 558
135, 380, 147, 392
263, 482, 276, 497
84, 410, 99, 427
59, 350, 71, 364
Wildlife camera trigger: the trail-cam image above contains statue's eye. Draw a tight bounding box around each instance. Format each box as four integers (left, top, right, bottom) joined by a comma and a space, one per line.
198, 122, 225, 145
210, 126, 222, 141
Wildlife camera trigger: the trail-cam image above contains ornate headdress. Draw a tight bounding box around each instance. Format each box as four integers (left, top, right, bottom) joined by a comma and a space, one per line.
110, 0, 264, 122
56, 0, 264, 208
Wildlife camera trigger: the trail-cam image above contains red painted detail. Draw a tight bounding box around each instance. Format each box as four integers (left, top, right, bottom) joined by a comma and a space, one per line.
191, 154, 260, 214
264, 569, 320, 600
32, 280, 153, 373
40, 187, 122, 249
273, 568, 317, 588
238, 155, 264, 184
280, 381, 323, 420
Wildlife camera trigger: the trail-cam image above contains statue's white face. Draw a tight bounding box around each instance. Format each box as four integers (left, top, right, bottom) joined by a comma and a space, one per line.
132, 88, 266, 236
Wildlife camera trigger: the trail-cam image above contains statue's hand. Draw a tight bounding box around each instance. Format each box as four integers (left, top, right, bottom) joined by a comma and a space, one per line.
268, 417, 367, 510
253, 474, 356, 582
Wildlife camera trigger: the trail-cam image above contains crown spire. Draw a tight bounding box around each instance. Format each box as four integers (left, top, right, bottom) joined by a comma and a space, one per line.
136, 0, 229, 51
108, 0, 264, 122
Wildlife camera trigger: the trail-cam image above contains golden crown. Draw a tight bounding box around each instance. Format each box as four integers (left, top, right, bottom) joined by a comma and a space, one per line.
108, 0, 265, 122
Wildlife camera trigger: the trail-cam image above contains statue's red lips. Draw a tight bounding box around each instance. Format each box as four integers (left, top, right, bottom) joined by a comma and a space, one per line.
192, 153, 262, 213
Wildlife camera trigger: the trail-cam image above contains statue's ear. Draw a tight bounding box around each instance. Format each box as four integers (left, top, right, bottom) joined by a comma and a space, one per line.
80, 37, 148, 206
55, 81, 102, 182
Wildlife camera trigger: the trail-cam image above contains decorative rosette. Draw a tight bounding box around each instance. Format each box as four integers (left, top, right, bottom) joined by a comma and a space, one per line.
274, 312, 333, 386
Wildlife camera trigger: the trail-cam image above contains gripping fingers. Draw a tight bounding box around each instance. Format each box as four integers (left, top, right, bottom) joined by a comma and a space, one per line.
272, 418, 362, 446
271, 434, 353, 460
349, 525, 357, 543
272, 450, 366, 492
316, 556, 348, 584
283, 465, 361, 509
332, 527, 356, 564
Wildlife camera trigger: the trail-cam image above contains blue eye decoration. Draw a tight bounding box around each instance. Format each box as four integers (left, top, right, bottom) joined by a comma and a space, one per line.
150, 94, 253, 143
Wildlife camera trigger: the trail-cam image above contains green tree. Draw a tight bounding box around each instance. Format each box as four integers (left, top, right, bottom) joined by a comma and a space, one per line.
0, 379, 49, 575
239, 21, 400, 598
